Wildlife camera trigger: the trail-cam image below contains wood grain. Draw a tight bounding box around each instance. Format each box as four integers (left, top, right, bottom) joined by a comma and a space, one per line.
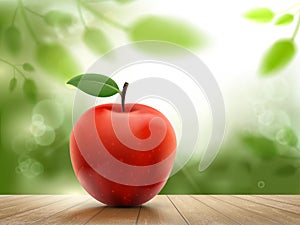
33, 196, 102, 225
236, 195, 300, 215
193, 195, 281, 225
0, 195, 50, 219
0, 195, 39, 209
0, 195, 87, 225
0, 195, 299, 225
170, 195, 238, 225
137, 195, 187, 225
85, 205, 139, 225
214, 195, 300, 225
256, 195, 300, 206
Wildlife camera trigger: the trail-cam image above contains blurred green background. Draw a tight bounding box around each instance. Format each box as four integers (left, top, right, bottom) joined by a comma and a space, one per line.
0, 0, 299, 194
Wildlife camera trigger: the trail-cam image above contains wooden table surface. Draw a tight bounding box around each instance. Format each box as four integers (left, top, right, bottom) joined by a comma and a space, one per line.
0, 195, 299, 225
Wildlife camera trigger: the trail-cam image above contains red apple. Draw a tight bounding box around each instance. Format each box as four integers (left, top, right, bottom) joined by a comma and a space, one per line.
70, 103, 176, 206
67, 75, 177, 206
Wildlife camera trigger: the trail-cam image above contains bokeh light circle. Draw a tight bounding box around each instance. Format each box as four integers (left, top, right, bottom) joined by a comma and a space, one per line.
35, 126, 56, 146
33, 100, 64, 129
16, 156, 44, 178
257, 180, 265, 189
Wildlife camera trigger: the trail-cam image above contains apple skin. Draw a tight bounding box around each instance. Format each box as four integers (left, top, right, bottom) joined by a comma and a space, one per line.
70, 103, 176, 206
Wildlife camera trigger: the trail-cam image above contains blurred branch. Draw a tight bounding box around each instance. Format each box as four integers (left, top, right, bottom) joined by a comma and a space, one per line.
0, 58, 26, 79
245, 3, 300, 76
77, 1, 87, 28
0, 0, 205, 81
79, 0, 129, 31
24, 7, 43, 18
292, 14, 300, 40
19, 0, 40, 44
11, 4, 19, 25
277, 1, 300, 15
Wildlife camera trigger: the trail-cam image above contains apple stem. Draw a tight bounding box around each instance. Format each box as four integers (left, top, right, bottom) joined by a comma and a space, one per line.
121, 82, 129, 112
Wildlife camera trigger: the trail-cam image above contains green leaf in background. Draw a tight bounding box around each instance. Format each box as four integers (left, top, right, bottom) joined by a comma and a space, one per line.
276, 127, 298, 147
244, 8, 274, 23
275, 14, 294, 26
129, 16, 205, 49
83, 28, 112, 55
239, 160, 252, 173
9, 78, 17, 92
0, 2, 15, 44
242, 135, 277, 160
44, 11, 74, 27
22, 63, 35, 72
275, 165, 297, 176
260, 39, 297, 75
23, 79, 37, 102
3, 26, 22, 55
0, 3, 13, 27
36, 43, 81, 79
67, 74, 120, 97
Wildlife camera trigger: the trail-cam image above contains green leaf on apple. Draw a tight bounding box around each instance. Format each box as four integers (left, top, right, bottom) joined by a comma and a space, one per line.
244, 8, 274, 23
129, 16, 206, 49
67, 74, 121, 97
259, 39, 296, 75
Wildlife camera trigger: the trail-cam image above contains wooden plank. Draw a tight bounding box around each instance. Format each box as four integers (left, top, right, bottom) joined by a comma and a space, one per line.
0, 195, 49, 218
236, 195, 300, 215
193, 195, 281, 225
0, 195, 17, 201
257, 195, 300, 206
85, 205, 139, 225
33, 197, 104, 225
0, 195, 43, 207
214, 195, 300, 225
0, 195, 32, 201
136, 195, 187, 225
1, 195, 88, 225
169, 195, 238, 225
0, 195, 37, 208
